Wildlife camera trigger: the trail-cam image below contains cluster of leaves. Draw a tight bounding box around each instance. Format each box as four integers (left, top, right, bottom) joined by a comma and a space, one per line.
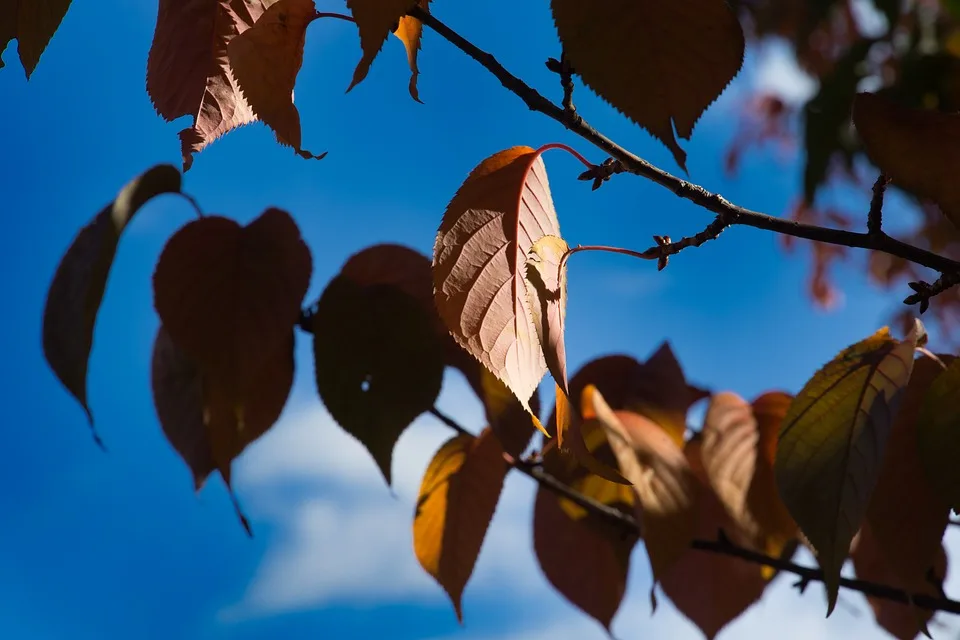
13, 0, 960, 638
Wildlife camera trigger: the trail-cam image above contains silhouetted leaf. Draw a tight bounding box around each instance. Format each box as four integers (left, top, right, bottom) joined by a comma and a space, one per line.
550, 0, 744, 170
347, 0, 425, 96
917, 356, 960, 511
0, 0, 72, 77
43, 164, 182, 445
313, 276, 444, 486
775, 320, 923, 614
414, 428, 507, 621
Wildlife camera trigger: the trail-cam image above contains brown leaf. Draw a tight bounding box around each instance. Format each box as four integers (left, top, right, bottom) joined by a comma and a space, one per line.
228, 0, 324, 161
147, 0, 271, 170
42, 164, 182, 445
701, 391, 798, 566
853, 92, 960, 228
346, 0, 421, 95
152, 208, 312, 405
433, 145, 565, 434
414, 428, 507, 621
0, 0, 72, 77
534, 424, 638, 631
661, 437, 778, 640
474, 368, 541, 458
391, 0, 430, 102
550, 0, 745, 170
918, 356, 960, 511
866, 354, 953, 591
312, 276, 444, 486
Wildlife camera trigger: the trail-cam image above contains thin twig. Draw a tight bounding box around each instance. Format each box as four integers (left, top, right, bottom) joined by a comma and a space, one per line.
409, 6, 960, 282
867, 174, 889, 236
176, 192, 204, 219
905, 272, 960, 314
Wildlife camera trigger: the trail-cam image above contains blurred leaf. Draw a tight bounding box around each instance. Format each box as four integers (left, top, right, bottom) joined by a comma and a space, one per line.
414, 428, 507, 621
42, 164, 182, 444
550, 0, 744, 170
775, 321, 923, 615
917, 356, 960, 511
0, 0, 72, 77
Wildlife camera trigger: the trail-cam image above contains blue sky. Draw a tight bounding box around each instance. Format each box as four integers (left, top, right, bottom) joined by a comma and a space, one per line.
0, 1, 955, 639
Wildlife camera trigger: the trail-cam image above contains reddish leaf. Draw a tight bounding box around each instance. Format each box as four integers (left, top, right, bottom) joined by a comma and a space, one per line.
146, 0, 269, 170
346, 0, 425, 96
312, 275, 444, 486
152, 208, 312, 404
414, 428, 507, 621
0, 0, 72, 77
42, 164, 182, 445
550, 0, 745, 170
433, 145, 566, 434
392, 0, 430, 101
227, 0, 324, 162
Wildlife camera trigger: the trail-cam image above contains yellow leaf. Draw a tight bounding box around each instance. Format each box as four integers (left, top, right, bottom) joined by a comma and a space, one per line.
391, 0, 430, 102
414, 428, 507, 621
774, 320, 923, 615
550, 0, 744, 170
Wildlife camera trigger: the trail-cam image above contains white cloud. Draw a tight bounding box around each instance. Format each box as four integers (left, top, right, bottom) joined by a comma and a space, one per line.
751, 40, 817, 106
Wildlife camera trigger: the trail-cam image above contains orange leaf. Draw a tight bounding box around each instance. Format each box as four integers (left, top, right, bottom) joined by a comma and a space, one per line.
42, 164, 182, 445
414, 428, 507, 621
152, 208, 312, 404
391, 0, 430, 102
853, 92, 960, 228
433, 145, 567, 435
475, 368, 541, 458
312, 275, 444, 486
227, 0, 325, 162
0, 0, 72, 77
347, 0, 425, 96
147, 0, 271, 170
550, 0, 744, 170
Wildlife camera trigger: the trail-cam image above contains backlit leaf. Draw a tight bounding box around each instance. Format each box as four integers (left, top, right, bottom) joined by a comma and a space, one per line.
146, 0, 272, 171
414, 428, 507, 621
701, 391, 798, 569
0, 0, 72, 77
42, 164, 182, 445
228, 0, 324, 161
474, 368, 541, 458
866, 354, 952, 594
853, 92, 960, 228
153, 208, 312, 406
917, 356, 960, 511
313, 276, 444, 486
550, 0, 744, 170
391, 0, 430, 101
347, 0, 424, 95
775, 321, 923, 615
433, 145, 565, 434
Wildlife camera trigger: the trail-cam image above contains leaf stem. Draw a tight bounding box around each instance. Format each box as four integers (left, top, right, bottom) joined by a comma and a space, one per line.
314, 12, 354, 22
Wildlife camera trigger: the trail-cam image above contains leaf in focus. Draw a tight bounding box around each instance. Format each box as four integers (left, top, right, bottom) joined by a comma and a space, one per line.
391, 0, 430, 102
533, 421, 638, 631
775, 321, 923, 615
146, 0, 273, 171
661, 437, 782, 640
414, 428, 507, 621
227, 0, 324, 161
550, 0, 744, 171
347, 0, 425, 96
852, 523, 947, 640
313, 276, 444, 486
153, 208, 312, 406
701, 391, 798, 571
853, 91, 960, 228
42, 164, 182, 445
589, 387, 699, 586
866, 354, 952, 594
0, 0, 72, 77
433, 146, 564, 434
917, 356, 960, 511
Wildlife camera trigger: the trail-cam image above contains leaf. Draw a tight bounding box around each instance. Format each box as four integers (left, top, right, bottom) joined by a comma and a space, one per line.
0, 0, 72, 77
701, 391, 798, 570
312, 276, 444, 485
866, 354, 952, 593
42, 164, 182, 445
774, 321, 923, 615
153, 208, 312, 404
433, 145, 564, 434
588, 387, 699, 586
227, 0, 325, 162
414, 428, 507, 621
661, 437, 781, 640
146, 0, 271, 171
151, 325, 295, 489
533, 421, 638, 631
550, 0, 744, 170
917, 356, 960, 511
853, 92, 960, 228
474, 368, 541, 458
346, 0, 424, 96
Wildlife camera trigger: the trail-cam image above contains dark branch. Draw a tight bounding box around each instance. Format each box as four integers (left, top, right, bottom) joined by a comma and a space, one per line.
867, 174, 889, 236
409, 6, 960, 281
905, 272, 960, 314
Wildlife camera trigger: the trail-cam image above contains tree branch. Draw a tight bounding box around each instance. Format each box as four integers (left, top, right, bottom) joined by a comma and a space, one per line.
409, 6, 960, 281
867, 174, 889, 236
427, 407, 960, 616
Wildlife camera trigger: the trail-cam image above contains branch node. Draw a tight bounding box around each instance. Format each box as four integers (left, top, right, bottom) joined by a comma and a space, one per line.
577, 157, 626, 190
867, 174, 890, 237
904, 272, 960, 313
